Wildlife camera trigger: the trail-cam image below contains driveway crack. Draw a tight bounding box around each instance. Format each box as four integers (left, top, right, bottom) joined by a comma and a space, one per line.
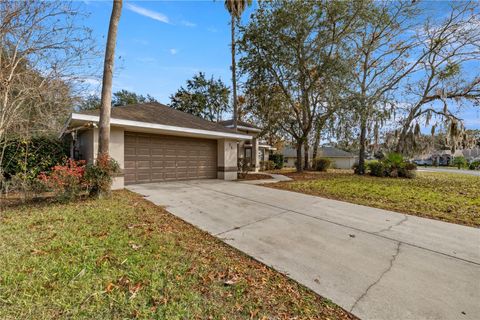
350, 242, 402, 313
215, 210, 290, 237
375, 215, 408, 234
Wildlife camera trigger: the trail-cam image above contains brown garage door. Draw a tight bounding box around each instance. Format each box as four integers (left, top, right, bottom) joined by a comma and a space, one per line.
124, 132, 217, 185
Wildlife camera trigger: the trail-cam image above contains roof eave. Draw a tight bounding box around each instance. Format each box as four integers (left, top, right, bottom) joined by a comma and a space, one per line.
70, 113, 252, 140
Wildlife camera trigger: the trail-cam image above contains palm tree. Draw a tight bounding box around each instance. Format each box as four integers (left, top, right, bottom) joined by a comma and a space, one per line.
98, 0, 123, 155
224, 0, 251, 130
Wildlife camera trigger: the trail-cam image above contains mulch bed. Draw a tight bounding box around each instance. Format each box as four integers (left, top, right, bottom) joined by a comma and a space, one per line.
238, 173, 273, 181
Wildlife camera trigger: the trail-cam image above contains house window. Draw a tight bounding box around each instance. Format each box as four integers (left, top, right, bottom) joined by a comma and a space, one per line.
244, 147, 252, 160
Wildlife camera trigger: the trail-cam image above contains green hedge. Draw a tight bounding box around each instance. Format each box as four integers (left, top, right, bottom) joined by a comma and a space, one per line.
1, 137, 69, 181
312, 158, 331, 171
269, 154, 284, 169
469, 160, 480, 170
367, 153, 417, 179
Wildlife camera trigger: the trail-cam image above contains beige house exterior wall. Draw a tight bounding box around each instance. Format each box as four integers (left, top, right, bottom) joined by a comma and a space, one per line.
217, 138, 238, 180
77, 129, 94, 164
329, 157, 356, 169
77, 126, 125, 190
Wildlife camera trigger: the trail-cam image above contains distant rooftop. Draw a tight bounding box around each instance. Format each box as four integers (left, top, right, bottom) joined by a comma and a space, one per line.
219, 119, 261, 131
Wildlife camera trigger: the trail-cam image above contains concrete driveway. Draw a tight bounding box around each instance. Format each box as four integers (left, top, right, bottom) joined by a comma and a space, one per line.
128, 180, 480, 320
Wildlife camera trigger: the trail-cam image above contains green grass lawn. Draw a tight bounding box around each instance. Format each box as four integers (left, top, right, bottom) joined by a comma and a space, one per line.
271, 170, 480, 227
0, 191, 354, 320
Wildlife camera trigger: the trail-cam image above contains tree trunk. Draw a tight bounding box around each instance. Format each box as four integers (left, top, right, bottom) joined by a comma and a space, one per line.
296, 140, 303, 172
231, 14, 238, 130
304, 142, 309, 170
357, 115, 367, 175
312, 128, 321, 161
98, 0, 122, 156
395, 118, 413, 154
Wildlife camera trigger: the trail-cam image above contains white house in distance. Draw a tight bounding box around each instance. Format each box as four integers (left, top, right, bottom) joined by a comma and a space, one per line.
282, 146, 357, 169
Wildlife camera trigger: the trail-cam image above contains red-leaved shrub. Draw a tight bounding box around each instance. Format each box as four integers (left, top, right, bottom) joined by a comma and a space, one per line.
38, 159, 87, 201
84, 154, 120, 198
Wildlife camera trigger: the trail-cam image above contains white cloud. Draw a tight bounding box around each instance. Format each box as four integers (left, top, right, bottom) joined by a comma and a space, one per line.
181, 20, 196, 27
207, 26, 218, 33
169, 48, 178, 55
126, 3, 169, 24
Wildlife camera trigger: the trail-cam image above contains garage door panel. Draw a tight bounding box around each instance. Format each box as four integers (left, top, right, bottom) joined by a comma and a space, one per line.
151, 172, 164, 180
150, 148, 164, 156
124, 132, 217, 185
136, 160, 150, 169
125, 147, 136, 155
124, 134, 137, 144
124, 160, 136, 169
136, 147, 150, 156
151, 160, 164, 168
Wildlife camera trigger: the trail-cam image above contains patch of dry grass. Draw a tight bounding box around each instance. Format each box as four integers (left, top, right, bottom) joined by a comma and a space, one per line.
0, 190, 354, 319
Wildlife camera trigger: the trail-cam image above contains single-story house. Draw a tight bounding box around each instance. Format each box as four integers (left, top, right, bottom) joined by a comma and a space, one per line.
61, 103, 252, 189
219, 119, 276, 172
282, 146, 313, 168
415, 148, 480, 165
282, 146, 357, 169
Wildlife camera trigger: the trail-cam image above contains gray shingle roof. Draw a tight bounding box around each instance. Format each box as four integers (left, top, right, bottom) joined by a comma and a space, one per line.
282, 147, 313, 158
79, 102, 239, 134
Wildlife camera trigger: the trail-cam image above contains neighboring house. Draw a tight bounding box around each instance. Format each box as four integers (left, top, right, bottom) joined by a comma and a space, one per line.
61, 103, 251, 189
318, 147, 358, 169
415, 149, 467, 166
462, 148, 480, 162
282, 146, 357, 169
414, 147, 480, 166
219, 120, 276, 172
282, 146, 312, 168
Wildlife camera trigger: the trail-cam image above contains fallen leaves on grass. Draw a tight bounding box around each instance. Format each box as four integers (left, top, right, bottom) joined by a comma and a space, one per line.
0, 190, 356, 320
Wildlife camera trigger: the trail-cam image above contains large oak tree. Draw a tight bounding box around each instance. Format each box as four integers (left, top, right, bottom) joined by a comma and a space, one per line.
239, 0, 364, 172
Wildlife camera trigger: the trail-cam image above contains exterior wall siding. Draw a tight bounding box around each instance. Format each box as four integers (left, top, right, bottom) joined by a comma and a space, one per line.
76, 126, 125, 190
217, 139, 238, 180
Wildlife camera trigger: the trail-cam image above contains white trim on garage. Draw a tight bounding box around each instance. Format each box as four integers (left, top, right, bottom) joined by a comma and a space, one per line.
69, 113, 252, 141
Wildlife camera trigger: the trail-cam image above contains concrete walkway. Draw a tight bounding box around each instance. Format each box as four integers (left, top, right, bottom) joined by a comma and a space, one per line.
239, 172, 293, 185
418, 167, 480, 176
128, 180, 480, 320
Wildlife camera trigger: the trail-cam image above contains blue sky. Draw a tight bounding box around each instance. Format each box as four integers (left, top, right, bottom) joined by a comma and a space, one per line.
81, 1, 479, 129
82, 0, 256, 102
